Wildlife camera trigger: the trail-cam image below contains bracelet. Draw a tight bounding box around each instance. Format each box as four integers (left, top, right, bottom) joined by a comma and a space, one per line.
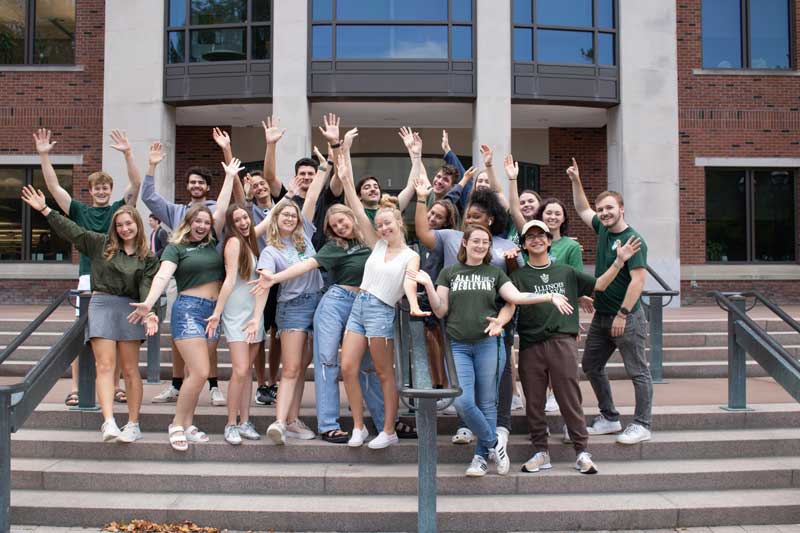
612, 261, 623, 269
508, 178, 517, 181
330, 142, 342, 149
318, 165, 328, 172
485, 163, 493, 168
416, 199, 427, 204
326, 159, 334, 166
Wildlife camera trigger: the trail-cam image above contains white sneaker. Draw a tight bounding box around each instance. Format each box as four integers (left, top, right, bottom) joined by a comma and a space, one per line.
511, 395, 524, 412
575, 451, 598, 474
286, 419, 316, 440
210, 386, 226, 406
152, 385, 179, 403
521, 450, 552, 473
563, 424, 572, 444
451, 427, 474, 445
496, 426, 509, 450
267, 420, 287, 445
437, 398, 457, 415
616, 423, 652, 445
489, 440, 510, 476
117, 422, 142, 443
224, 424, 242, 446
544, 392, 559, 412
101, 418, 121, 442
586, 415, 622, 435
237, 420, 261, 440
368, 431, 399, 449
465, 455, 488, 477
348, 426, 369, 447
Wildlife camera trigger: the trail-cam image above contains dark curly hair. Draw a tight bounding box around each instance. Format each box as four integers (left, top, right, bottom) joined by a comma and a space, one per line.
534, 197, 570, 236
465, 188, 509, 237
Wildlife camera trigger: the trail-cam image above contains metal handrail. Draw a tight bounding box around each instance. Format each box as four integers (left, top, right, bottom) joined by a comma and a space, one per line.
640, 266, 680, 383
0, 290, 74, 366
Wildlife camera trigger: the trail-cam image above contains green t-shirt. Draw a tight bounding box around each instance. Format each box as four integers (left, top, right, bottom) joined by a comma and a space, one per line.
591, 214, 647, 314
550, 236, 583, 271
160, 238, 225, 292
69, 198, 126, 276
364, 207, 377, 226
510, 262, 596, 349
436, 262, 510, 343
314, 239, 370, 286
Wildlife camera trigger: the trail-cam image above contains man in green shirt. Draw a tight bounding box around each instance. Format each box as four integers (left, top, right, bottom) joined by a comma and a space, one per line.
34, 128, 143, 406
567, 158, 653, 445
510, 219, 641, 474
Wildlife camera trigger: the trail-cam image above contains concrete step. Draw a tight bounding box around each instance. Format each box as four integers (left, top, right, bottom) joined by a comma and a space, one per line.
10, 488, 800, 531
12, 427, 800, 463
11, 456, 800, 495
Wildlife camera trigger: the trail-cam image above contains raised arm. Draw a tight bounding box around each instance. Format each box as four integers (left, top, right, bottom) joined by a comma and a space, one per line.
108, 130, 143, 207
214, 158, 242, 237
397, 128, 422, 211
142, 142, 180, 229
318, 114, 345, 197
338, 150, 379, 247
413, 177, 436, 250
33, 129, 71, 213
213, 127, 246, 206
301, 145, 332, 222
504, 154, 525, 232
480, 144, 509, 209
261, 116, 286, 196
21, 186, 104, 257
567, 158, 596, 228
498, 281, 574, 315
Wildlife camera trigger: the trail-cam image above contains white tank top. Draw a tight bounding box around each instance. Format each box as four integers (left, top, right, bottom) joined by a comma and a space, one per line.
359, 239, 418, 306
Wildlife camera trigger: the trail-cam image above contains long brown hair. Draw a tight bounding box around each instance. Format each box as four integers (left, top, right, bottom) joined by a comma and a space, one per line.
169, 204, 214, 245
457, 224, 493, 265
223, 204, 259, 279
103, 205, 150, 261
324, 203, 365, 249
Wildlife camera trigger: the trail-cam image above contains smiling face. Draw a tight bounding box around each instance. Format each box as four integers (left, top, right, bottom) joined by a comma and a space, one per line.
186, 173, 210, 200
519, 192, 540, 221
463, 227, 492, 264
523, 227, 552, 258
541, 202, 565, 233
250, 174, 271, 202
475, 172, 491, 192
358, 178, 381, 206
427, 203, 449, 230
114, 212, 138, 243
232, 207, 251, 238
596, 194, 624, 228
276, 204, 300, 235
89, 182, 112, 207
295, 165, 316, 193
464, 204, 492, 230
328, 212, 355, 240
189, 210, 212, 241
432, 170, 454, 195
374, 210, 403, 244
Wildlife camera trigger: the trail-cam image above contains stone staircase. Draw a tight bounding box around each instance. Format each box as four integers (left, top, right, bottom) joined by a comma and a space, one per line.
5, 310, 800, 531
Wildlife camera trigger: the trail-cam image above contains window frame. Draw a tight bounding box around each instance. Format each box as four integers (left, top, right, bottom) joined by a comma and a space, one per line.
164, 0, 273, 65
1, 0, 76, 66
701, 0, 794, 70
704, 167, 798, 264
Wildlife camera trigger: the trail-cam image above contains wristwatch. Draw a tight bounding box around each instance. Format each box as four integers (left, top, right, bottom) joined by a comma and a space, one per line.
618, 306, 630, 316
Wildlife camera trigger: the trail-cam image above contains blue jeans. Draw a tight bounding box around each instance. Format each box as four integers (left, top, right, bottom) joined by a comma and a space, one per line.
313, 285, 385, 433
451, 336, 506, 458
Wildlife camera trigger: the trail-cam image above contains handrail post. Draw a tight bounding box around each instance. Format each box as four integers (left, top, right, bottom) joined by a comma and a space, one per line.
416, 396, 437, 533
146, 295, 166, 384
75, 294, 98, 411
648, 295, 666, 384
0, 392, 11, 533
723, 295, 750, 411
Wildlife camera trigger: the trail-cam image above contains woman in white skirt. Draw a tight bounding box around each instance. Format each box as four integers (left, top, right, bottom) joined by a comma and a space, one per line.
22, 186, 159, 443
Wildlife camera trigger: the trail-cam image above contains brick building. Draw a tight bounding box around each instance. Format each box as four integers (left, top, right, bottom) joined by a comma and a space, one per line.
0, 0, 796, 304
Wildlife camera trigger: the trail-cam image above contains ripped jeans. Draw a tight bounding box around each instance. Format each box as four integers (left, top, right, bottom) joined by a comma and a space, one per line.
313, 285, 385, 433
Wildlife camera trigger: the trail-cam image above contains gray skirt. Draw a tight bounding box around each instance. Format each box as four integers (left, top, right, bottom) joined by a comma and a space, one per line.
86, 293, 146, 343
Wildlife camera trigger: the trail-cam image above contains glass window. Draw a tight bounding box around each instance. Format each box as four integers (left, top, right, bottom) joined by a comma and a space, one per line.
252, 0, 270, 22
513, 0, 532, 24
452, 25, 471, 59
452, 0, 472, 22
702, 0, 742, 68
252, 25, 270, 60
312, 0, 332, 21
167, 31, 185, 63
598, 32, 614, 65
536, 0, 592, 27
190, 28, 246, 62
749, 0, 789, 69
0, 168, 24, 260
0, 0, 26, 64
753, 170, 795, 261
1, 0, 76, 65
31, 168, 71, 262
706, 169, 747, 261
311, 24, 332, 59
336, 25, 448, 59
336, 0, 447, 21
513, 27, 533, 61
190, 0, 246, 25
537, 29, 594, 64
597, 0, 614, 28
169, 0, 186, 27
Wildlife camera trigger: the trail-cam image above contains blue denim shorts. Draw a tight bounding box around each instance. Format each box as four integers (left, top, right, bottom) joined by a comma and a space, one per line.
345, 291, 395, 339
276, 292, 321, 336
171, 294, 221, 342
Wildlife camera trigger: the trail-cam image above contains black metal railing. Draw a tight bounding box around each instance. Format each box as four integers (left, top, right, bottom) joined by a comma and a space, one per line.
393, 299, 462, 533
709, 291, 800, 410
641, 265, 680, 383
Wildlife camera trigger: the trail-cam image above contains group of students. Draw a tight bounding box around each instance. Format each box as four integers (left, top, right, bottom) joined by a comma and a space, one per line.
28, 116, 652, 477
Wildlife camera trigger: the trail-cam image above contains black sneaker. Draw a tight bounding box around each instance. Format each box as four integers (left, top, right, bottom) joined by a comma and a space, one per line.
255, 385, 274, 405
266, 383, 278, 403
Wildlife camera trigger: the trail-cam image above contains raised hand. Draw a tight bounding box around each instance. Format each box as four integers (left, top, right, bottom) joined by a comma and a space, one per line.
409, 132, 423, 158
441, 129, 451, 154
504, 154, 518, 180
414, 176, 432, 199
204, 313, 221, 338
312, 145, 326, 166
148, 142, 165, 166
212, 127, 231, 149
342, 127, 359, 152
33, 128, 57, 154
336, 152, 352, 184
222, 157, 244, 177
615, 236, 642, 262
462, 165, 477, 183
262, 116, 286, 145
21, 185, 47, 212
566, 157, 580, 181
318, 113, 341, 145
109, 129, 132, 154
480, 144, 493, 166
398, 126, 415, 152
503, 248, 520, 261
484, 316, 505, 337
551, 293, 574, 315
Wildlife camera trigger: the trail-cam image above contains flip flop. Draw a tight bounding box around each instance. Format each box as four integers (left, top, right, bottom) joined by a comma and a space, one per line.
114, 388, 127, 404
64, 391, 79, 407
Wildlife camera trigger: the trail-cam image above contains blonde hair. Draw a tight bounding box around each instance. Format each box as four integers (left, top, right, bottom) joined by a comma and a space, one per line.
169, 204, 214, 245
88, 171, 114, 189
324, 203, 365, 249
266, 198, 306, 253
103, 205, 150, 261
375, 194, 406, 238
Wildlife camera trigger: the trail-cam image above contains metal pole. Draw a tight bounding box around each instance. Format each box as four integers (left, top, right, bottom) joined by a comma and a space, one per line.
76, 294, 98, 411
723, 295, 750, 411
416, 397, 438, 533
0, 392, 11, 533
648, 295, 666, 384
146, 295, 166, 384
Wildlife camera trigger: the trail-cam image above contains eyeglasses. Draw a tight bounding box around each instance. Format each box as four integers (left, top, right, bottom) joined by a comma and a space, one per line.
279, 211, 298, 219
524, 233, 548, 242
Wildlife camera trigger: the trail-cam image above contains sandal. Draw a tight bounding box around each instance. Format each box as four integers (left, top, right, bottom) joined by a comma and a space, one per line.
185, 425, 210, 443
168, 424, 188, 452
395, 420, 417, 439
64, 391, 79, 407
114, 388, 127, 404
321, 429, 350, 444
